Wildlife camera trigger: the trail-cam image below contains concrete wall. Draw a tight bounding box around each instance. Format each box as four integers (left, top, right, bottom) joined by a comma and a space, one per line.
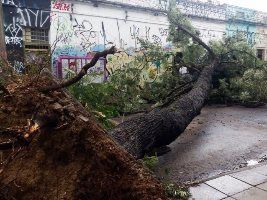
3, 0, 267, 74
50, 0, 171, 76
50, 0, 267, 76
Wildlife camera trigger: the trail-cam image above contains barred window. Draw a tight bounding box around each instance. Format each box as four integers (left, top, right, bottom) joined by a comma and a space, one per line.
24, 28, 49, 51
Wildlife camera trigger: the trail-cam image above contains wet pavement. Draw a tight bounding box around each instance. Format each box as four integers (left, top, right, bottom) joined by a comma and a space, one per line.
189, 163, 267, 200
155, 105, 267, 184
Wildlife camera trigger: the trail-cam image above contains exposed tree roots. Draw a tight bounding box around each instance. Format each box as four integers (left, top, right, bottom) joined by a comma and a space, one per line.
0, 75, 166, 200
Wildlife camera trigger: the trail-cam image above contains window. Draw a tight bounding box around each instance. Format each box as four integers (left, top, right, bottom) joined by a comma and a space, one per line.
24, 28, 49, 51
257, 49, 264, 60
23, 28, 50, 73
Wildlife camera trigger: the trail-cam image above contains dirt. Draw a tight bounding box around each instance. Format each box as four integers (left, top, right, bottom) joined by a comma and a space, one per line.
155, 105, 267, 185
0, 75, 166, 200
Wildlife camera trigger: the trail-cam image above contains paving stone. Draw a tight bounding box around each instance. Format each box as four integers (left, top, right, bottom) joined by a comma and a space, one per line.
232, 187, 267, 200
189, 183, 227, 200
251, 165, 267, 176
230, 170, 267, 186
206, 175, 252, 196
257, 182, 267, 191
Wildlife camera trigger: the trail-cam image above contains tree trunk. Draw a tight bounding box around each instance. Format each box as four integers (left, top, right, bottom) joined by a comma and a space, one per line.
109, 24, 218, 158
0, 74, 166, 200
109, 59, 218, 158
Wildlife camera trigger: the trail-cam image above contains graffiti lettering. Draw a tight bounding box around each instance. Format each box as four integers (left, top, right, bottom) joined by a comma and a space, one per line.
73, 18, 98, 51
145, 26, 151, 40
130, 25, 140, 47
13, 60, 24, 73
17, 8, 50, 28
5, 19, 22, 37
5, 36, 22, 47
4, 16, 23, 46
2, 0, 15, 5
52, 0, 72, 12
130, 25, 140, 39
152, 35, 162, 45
159, 28, 168, 36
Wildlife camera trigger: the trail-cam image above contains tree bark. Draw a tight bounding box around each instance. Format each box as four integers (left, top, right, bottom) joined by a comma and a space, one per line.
109, 59, 218, 158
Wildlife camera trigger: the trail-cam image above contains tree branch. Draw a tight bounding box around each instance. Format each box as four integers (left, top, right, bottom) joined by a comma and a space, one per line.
220, 49, 259, 67
222, 49, 258, 60
176, 24, 216, 59
39, 46, 117, 92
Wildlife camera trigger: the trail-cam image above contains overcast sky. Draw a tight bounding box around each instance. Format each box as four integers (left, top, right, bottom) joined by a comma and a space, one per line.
216, 0, 267, 12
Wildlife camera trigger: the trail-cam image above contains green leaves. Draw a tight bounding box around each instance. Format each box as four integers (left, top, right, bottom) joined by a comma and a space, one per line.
209, 34, 267, 104
165, 183, 190, 199
142, 155, 159, 171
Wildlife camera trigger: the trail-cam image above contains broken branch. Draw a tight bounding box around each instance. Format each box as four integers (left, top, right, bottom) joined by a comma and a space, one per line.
40, 46, 117, 92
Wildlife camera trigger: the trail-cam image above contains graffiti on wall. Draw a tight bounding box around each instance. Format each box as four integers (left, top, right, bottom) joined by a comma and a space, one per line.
50, 0, 267, 78
50, 7, 170, 76
52, 0, 72, 12
226, 6, 257, 46
73, 18, 98, 51
2, 0, 51, 72
52, 17, 169, 49
4, 18, 23, 47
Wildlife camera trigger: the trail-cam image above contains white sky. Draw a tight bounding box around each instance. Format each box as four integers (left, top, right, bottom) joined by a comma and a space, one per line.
216, 0, 267, 12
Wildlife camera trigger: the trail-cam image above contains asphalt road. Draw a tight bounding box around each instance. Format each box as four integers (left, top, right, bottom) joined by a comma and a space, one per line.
155, 105, 267, 184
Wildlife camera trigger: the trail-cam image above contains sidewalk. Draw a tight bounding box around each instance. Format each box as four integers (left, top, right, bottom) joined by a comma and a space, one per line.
189, 163, 267, 200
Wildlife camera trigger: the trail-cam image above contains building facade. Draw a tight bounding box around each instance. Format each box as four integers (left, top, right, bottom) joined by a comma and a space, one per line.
2, 0, 267, 75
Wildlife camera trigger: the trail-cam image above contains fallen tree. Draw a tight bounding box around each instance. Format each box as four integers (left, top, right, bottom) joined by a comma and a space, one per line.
0, 22, 217, 199
109, 25, 219, 158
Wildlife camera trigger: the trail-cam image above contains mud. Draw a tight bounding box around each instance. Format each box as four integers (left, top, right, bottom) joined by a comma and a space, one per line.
155, 105, 267, 184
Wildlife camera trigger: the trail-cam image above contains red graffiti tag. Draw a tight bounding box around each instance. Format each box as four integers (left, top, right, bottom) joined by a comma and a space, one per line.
53, 1, 71, 12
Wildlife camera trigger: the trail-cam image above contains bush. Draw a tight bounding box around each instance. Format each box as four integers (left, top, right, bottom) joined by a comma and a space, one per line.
209, 35, 267, 105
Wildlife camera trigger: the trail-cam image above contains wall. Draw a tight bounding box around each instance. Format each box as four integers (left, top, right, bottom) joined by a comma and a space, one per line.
50, 0, 170, 76
225, 6, 257, 46
2, 0, 50, 72
191, 18, 226, 44
2, 0, 267, 75
50, 0, 267, 76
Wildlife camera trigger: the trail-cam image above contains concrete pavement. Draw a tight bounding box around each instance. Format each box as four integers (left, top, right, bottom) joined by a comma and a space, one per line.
190, 163, 267, 200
